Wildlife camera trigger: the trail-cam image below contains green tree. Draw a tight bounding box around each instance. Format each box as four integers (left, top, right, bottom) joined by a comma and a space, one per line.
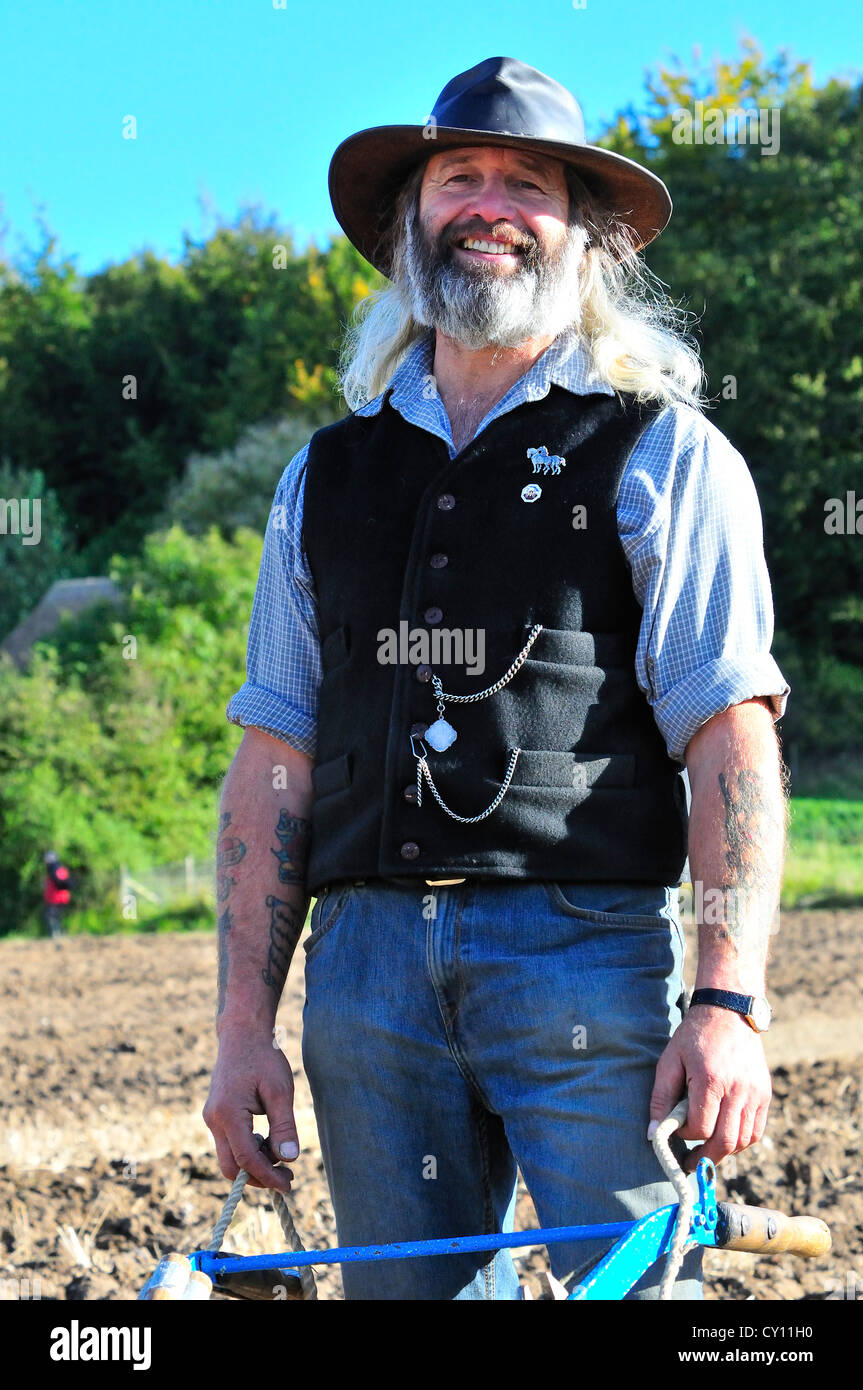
164, 415, 331, 540
0, 524, 264, 931
0, 459, 80, 638
0, 209, 379, 572
600, 41, 863, 763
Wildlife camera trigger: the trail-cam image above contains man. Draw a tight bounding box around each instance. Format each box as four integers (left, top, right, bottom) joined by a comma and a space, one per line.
43, 850, 72, 939
204, 57, 788, 1300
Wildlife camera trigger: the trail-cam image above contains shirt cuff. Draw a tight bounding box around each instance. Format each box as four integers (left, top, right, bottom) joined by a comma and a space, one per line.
652, 656, 790, 763
225, 682, 317, 758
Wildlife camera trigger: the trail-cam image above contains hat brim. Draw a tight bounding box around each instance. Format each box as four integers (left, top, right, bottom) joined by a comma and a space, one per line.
328, 124, 672, 277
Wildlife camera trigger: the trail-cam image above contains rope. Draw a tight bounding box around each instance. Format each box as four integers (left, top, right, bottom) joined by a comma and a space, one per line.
209, 1157, 317, 1300
271, 1189, 317, 1300
207, 1169, 249, 1252
649, 1097, 694, 1300
204, 1105, 692, 1303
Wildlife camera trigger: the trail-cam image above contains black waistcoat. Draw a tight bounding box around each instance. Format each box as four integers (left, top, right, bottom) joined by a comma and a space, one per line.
301, 384, 688, 893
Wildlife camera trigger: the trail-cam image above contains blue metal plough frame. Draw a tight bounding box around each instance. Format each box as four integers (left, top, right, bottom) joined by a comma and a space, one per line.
186, 1158, 718, 1300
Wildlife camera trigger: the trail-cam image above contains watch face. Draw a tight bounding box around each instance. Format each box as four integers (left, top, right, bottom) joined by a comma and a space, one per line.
749, 997, 772, 1031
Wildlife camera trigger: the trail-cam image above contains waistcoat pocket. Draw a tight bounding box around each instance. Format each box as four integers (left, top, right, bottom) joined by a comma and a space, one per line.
499, 749, 635, 791
525, 627, 634, 670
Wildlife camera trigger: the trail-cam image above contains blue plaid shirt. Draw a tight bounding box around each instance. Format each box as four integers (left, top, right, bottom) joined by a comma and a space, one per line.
226, 330, 789, 765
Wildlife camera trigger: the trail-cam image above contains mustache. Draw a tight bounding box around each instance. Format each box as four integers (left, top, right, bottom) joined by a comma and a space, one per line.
442, 224, 538, 257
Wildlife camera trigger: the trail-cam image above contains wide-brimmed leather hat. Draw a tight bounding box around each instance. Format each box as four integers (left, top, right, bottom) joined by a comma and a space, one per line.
328, 56, 672, 279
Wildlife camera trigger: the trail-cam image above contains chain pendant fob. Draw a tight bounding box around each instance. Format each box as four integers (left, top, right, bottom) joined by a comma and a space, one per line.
425, 718, 457, 752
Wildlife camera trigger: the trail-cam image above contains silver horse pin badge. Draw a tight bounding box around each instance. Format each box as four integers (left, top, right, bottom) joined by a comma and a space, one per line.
527, 445, 567, 475
522, 445, 566, 502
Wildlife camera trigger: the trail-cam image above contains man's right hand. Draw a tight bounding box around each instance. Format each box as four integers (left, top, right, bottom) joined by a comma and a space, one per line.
203, 1025, 299, 1193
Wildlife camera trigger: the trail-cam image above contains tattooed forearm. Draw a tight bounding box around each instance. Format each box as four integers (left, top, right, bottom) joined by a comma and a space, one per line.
270, 812, 311, 885
686, 703, 788, 992
217, 810, 246, 902
217, 811, 246, 1015
260, 810, 311, 996
261, 895, 303, 995
719, 768, 770, 872
214, 797, 311, 1015
213, 735, 314, 1030
258, 809, 311, 997
217, 918, 230, 1015
713, 767, 784, 948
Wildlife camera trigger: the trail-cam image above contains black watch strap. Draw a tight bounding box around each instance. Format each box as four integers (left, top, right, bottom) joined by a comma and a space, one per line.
690, 987, 753, 1016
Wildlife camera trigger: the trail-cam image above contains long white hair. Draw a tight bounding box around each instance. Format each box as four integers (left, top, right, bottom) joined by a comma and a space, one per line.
338, 160, 706, 412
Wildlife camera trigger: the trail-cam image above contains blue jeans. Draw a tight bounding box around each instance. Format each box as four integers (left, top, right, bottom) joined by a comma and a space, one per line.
301, 878, 703, 1300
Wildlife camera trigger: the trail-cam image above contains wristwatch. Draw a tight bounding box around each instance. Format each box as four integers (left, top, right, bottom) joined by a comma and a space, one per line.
689, 988, 772, 1033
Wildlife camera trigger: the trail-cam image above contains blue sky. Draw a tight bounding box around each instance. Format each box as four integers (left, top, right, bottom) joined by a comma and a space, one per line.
1, 0, 858, 276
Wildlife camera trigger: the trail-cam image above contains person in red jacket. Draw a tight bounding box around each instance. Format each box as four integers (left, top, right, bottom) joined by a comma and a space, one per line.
43, 850, 72, 939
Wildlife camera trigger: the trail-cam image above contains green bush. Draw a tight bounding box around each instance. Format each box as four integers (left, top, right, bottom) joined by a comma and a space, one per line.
781, 798, 863, 906
163, 414, 332, 540
0, 524, 264, 933
0, 460, 81, 638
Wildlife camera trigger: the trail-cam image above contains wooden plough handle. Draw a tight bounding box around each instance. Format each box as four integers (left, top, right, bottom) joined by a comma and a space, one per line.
716, 1202, 831, 1258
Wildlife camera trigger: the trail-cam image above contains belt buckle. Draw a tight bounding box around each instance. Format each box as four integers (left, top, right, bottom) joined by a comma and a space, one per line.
424, 876, 467, 886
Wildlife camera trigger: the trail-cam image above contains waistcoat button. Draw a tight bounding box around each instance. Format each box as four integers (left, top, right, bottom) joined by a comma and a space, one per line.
400, 841, 420, 860
437, 493, 455, 511
410, 721, 429, 737
429, 553, 448, 569
424, 606, 443, 624
403, 785, 419, 804
416, 664, 432, 682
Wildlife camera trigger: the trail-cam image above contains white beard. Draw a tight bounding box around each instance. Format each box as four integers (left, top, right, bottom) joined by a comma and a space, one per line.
404, 215, 589, 349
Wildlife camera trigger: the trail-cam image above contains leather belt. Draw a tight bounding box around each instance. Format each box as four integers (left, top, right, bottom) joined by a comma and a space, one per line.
317, 875, 508, 896
379, 875, 468, 887
345, 875, 470, 889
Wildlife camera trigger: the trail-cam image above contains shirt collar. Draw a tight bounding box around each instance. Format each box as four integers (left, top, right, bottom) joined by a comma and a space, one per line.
355, 327, 615, 422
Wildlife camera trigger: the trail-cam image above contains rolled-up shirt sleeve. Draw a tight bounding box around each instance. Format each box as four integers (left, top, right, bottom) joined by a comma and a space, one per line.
619, 405, 790, 765
225, 444, 321, 757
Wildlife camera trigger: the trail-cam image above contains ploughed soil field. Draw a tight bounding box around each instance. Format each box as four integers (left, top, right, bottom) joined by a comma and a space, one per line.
1, 906, 860, 1302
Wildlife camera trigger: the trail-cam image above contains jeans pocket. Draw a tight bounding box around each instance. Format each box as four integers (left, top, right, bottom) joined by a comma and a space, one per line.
303, 884, 353, 960
542, 880, 675, 929
667, 890, 687, 958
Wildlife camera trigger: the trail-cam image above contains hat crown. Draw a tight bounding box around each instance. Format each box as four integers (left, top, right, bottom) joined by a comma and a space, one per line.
327, 55, 672, 277
431, 56, 587, 148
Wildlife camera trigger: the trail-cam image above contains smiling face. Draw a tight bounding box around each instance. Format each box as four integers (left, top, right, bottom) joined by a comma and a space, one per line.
402, 144, 590, 349
420, 144, 570, 267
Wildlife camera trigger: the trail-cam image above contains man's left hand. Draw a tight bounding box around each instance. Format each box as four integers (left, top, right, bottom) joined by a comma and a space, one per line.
649, 1004, 772, 1173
